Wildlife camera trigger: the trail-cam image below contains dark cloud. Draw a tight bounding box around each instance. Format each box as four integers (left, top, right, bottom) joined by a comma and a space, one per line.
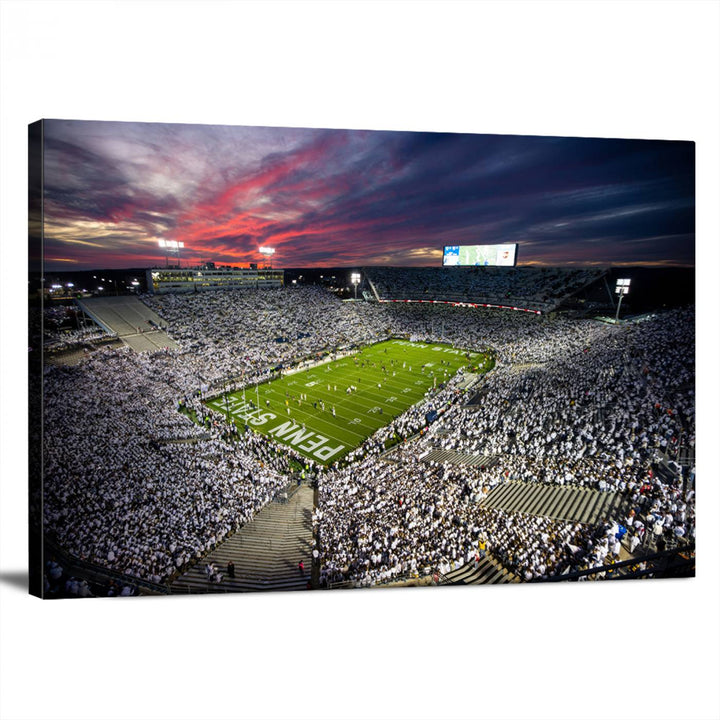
41, 121, 695, 270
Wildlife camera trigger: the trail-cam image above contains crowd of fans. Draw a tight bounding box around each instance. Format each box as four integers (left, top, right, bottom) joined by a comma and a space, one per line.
41, 282, 695, 592
43, 347, 294, 585
44, 557, 138, 598
43, 305, 111, 351
141, 286, 381, 388
314, 305, 694, 585
365, 266, 605, 312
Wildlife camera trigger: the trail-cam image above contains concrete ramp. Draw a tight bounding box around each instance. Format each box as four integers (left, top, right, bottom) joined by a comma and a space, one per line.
78, 296, 179, 352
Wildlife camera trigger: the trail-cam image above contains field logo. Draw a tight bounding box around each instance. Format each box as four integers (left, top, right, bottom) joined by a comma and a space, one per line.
226, 398, 277, 426
268, 421, 344, 461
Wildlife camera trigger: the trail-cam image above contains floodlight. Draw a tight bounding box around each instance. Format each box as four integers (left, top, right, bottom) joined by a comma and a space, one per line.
614, 278, 631, 320
350, 272, 361, 299
259, 246, 275, 255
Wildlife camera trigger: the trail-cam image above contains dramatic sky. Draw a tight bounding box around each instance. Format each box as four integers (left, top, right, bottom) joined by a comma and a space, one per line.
40, 120, 695, 270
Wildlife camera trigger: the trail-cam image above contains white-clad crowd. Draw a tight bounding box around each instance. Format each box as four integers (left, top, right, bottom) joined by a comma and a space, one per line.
367, 265, 605, 311
142, 286, 381, 389
43, 304, 112, 351
313, 305, 694, 586
314, 446, 600, 586
43, 348, 293, 584
41, 283, 694, 591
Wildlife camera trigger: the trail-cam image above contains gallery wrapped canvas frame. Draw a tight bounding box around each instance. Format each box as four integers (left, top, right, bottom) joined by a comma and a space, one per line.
28, 119, 695, 599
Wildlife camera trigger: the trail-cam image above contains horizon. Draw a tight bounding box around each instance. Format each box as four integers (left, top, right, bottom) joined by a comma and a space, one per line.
37, 260, 696, 277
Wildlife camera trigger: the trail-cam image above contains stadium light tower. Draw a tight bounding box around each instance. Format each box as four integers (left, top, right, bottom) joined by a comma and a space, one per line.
259, 246, 275, 269
159, 239, 184, 267
351, 272, 361, 300
615, 278, 631, 322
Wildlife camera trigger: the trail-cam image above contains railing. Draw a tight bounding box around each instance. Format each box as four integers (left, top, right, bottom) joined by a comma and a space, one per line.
43, 538, 172, 595
326, 567, 452, 590
272, 478, 305, 504
326, 580, 356, 590
528, 542, 695, 583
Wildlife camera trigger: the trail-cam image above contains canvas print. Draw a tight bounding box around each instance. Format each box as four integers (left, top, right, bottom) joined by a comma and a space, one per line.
28, 120, 695, 598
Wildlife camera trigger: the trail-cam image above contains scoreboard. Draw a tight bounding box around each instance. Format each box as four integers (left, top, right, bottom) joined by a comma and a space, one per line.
442, 243, 518, 267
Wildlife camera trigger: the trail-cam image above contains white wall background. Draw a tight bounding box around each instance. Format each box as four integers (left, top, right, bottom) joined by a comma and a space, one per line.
1, 2, 718, 719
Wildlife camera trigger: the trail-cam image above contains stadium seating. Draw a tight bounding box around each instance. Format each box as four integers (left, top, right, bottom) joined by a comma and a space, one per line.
41, 284, 694, 592
365, 266, 606, 311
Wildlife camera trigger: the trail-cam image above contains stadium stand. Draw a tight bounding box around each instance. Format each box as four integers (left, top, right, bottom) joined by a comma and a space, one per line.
40, 281, 695, 593
364, 266, 607, 312
78, 296, 179, 351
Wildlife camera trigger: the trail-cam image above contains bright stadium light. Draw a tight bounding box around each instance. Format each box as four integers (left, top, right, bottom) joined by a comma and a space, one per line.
615, 278, 631, 322
159, 239, 184, 267
259, 246, 275, 269
351, 272, 361, 300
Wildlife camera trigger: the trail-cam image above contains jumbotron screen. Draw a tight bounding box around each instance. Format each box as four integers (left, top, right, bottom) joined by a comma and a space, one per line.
442, 243, 518, 267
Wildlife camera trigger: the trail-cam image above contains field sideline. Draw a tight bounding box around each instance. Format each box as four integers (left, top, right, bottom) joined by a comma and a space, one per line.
205, 339, 492, 465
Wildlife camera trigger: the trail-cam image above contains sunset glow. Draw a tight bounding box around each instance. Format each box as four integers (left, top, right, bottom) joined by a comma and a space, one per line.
39, 121, 695, 270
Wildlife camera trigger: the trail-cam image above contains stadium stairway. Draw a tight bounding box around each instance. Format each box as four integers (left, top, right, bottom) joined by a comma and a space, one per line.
455, 372, 482, 391
480, 480, 628, 525
422, 448, 499, 469
170, 485, 314, 594
443, 554, 519, 585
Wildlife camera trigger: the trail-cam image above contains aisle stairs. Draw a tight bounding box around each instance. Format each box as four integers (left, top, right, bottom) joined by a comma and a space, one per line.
443, 554, 519, 585
480, 480, 627, 525
171, 485, 314, 593
423, 448, 498, 468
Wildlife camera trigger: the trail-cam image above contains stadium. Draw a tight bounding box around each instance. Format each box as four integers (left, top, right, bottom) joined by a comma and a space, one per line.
30, 255, 696, 597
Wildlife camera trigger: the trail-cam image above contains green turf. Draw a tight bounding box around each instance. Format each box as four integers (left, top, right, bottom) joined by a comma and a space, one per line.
204, 339, 492, 465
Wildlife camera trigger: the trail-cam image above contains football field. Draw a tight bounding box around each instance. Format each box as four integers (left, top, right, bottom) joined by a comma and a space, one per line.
205, 339, 492, 465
